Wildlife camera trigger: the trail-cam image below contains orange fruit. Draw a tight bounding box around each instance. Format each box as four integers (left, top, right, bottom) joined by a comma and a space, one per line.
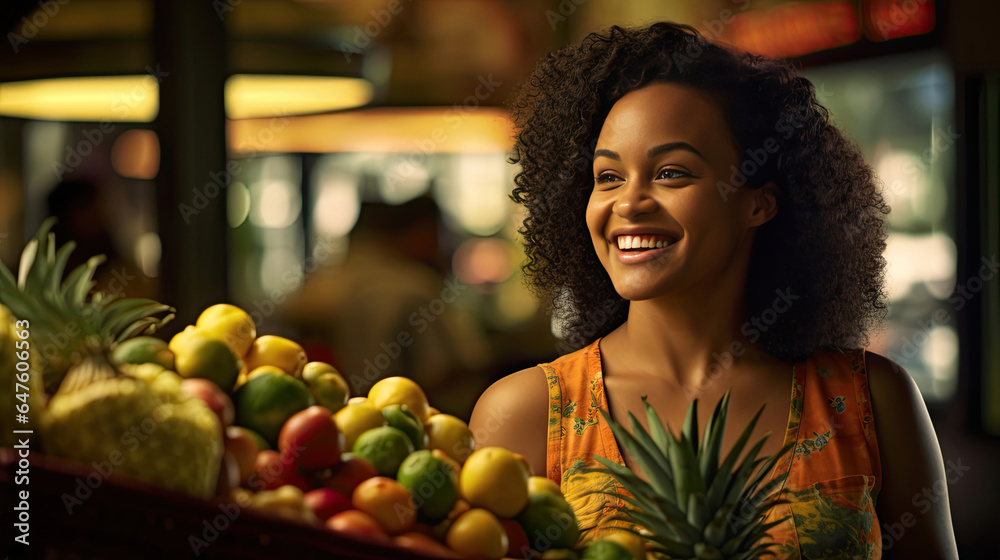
351, 476, 417, 534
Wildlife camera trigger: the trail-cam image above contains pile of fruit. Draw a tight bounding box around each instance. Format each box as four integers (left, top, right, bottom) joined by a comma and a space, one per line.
158, 303, 628, 559
0, 221, 639, 559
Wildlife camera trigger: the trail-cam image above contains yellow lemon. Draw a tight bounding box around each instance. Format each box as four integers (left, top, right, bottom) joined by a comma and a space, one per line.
445, 508, 508, 559
459, 447, 530, 518
243, 335, 308, 378
248, 365, 285, 379
169, 327, 242, 390
195, 304, 257, 358
367, 377, 430, 423
528, 475, 563, 497
593, 529, 646, 560
425, 414, 475, 464
334, 401, 387, 450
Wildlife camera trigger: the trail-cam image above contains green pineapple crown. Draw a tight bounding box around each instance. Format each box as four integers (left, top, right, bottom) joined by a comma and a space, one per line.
0, 218, 174, 391
586, 391, 792, 560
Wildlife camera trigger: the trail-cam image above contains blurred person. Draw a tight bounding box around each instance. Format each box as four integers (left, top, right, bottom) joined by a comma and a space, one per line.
47, 178, 154, 299
282, 197, 491, 418
470, 22, 958, 558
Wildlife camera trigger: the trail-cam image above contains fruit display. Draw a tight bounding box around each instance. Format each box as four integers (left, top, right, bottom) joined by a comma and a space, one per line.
0, 221, 642, 559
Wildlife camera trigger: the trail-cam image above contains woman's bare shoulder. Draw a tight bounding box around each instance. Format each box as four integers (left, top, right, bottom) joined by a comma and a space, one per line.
469, 366, 550, 476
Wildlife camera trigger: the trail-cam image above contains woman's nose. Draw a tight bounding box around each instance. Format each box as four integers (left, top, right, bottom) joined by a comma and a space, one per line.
612, 181, 656, 218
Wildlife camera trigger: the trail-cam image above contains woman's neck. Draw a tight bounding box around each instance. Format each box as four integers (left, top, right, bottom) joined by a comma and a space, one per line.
604, 276, 773, 392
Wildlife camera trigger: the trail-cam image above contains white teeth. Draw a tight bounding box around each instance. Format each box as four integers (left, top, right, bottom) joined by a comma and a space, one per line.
617, 235, 673, 250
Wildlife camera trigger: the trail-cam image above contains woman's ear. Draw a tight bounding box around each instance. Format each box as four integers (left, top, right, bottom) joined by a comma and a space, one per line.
748, 181, 779, 227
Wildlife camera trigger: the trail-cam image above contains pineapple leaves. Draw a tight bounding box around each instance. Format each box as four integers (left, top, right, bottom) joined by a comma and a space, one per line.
589, 391, 792, 560
0, 218, 176, 388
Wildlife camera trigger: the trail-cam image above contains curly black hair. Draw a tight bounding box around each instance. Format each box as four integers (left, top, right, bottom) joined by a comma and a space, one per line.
508, 22, 889, 361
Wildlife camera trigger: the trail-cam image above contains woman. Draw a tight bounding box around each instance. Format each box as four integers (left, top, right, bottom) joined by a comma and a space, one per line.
470, 22, 958, 559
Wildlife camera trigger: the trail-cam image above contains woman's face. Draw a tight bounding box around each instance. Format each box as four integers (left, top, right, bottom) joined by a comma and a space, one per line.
586, 82, 775, 302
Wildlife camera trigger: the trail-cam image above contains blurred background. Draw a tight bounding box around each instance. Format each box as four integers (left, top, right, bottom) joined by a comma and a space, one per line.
0, 0, 996, 554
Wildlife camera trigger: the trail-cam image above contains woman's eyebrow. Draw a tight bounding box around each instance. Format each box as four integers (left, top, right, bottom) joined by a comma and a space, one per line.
593, 142, 706, 161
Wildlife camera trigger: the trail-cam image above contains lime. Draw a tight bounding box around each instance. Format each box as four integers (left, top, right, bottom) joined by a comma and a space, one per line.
112, 336, 175, 370
234, 372, 314, 445
516, 492, 580, 550
352, 426, 415, 477
383, 404, 428, 450
397, 450, 458, 522
581, 539, 633, 560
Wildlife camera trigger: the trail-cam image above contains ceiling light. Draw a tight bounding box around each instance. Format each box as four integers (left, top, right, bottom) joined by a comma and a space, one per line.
224, 74, 373, 119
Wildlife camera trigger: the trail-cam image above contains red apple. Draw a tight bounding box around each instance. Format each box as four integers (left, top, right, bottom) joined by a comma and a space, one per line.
181, 378, 235, 427
303, 487, 352, 521
278, 406, 343, 471
326, 509, 391, 544
322, 453, 378, 496
249, 449, 312, 492
503, 519, 531, 559
225, 426, 261, 484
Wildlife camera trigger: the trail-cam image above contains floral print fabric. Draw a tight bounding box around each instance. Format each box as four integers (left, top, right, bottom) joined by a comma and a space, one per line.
542, 339, 882, 558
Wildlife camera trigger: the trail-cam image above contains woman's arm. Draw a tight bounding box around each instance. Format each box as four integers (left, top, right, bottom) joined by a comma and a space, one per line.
866, 351, 960, 559
468, 366, 550, 477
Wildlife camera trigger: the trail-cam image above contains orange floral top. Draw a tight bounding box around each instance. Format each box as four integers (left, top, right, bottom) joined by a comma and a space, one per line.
542, 338, 882, 560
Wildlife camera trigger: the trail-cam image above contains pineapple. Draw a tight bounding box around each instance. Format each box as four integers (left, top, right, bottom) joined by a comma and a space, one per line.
0, 219, 222, 498
587, 392, 791, 560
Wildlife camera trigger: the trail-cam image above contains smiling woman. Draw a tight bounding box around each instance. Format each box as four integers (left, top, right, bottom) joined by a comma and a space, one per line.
469, 21, 959, 560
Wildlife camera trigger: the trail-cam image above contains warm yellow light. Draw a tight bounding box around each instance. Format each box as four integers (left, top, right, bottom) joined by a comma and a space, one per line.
227, 107, 513, 154
225, 75, 374, 119
0, 74, 373, 123
0, 75, 159, 122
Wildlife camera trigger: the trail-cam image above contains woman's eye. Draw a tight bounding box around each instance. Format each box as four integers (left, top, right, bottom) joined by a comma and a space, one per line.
594, 172, 621, 185
656, 168, 689, 180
